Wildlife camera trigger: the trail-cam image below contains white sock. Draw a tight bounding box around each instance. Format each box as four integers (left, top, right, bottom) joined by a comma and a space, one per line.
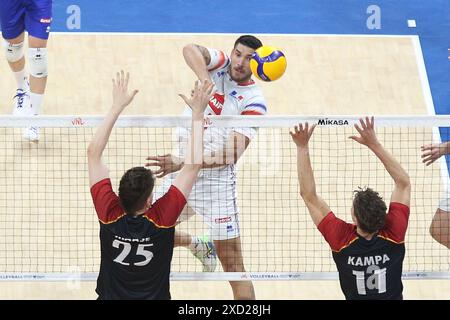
14, 69, 28, 91
29, 92, 43, 116
188, 236, 199, 252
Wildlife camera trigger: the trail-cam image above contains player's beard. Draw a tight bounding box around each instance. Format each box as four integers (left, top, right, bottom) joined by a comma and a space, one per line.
229, 65, 252, 83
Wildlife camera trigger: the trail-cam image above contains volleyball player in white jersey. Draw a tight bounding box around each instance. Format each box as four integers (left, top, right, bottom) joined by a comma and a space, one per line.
421, 141, 450, 248
147, 35, 266, 299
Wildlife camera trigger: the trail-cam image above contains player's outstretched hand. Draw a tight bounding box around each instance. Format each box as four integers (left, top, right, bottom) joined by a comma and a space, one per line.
421, 142, 450, 166
349, 116, 379, 148
179, 79, 214, 114
145, 154, 183, 178
112, 70, 139, 110
290, 122, 316, 148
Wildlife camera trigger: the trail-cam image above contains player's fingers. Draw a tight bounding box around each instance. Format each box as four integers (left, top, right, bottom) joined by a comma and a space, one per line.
422, 155, 434, 163
130, 89, 139, 100
125, 72, 130, 88
116, 72, 120, 86
178, 93, 189, 105
421, 150, 432, 157
349, 136, 361, 143
370, 116, 374, 128
310, 123, 317, 135
206, 82, 214, 97
293, 125, 298, 134
145, 162, 161, 167
157, 171, 168, 178
145, 156, 160, 161
304, 122, 309, 132
354, 124, 363, 135
152, 168, 164, 175
156, 155, 171, 161
194, 80, 199, 93
120, 70, 125, 87
359, 118, 367, 130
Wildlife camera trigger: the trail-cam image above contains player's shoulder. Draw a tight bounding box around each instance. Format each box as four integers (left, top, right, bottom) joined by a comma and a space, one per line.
237, 82, 267, 114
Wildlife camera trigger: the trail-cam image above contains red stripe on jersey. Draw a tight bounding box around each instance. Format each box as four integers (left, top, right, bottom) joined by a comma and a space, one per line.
379, 202, 410, 243
238, 79, 255, 86
144, 185, 187, 227
318, 212, 358, 252
208, 51, 226, 71
90, 178, 125, 224
241, 110, 264, 115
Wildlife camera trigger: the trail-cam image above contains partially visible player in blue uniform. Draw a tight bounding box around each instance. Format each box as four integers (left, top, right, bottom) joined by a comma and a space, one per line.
0, 0, 52, 142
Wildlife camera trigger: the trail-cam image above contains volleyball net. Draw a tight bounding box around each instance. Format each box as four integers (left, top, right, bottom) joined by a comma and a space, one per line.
0, 115, 449, 281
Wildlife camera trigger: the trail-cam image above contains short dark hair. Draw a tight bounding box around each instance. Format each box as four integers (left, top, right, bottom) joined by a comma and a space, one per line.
118, 167, 154, 215
353, 187, 387, 233
234, 35, 263, 50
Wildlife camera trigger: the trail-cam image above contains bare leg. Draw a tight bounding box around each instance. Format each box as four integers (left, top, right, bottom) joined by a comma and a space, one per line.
430, 208, 450, 249
214, 237, 255, 300
174, 229, 192, 247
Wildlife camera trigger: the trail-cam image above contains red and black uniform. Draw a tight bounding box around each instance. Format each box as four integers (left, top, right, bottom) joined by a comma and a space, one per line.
90, 178, 186, 300
318, 202, 410, 300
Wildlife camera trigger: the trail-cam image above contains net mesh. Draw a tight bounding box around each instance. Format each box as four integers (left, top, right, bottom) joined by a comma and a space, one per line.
0, 116, 449, 279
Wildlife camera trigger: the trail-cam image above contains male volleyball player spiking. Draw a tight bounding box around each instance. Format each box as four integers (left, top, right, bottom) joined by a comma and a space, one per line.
421, 141, 450, 248
0, 0, 53, 142
146, 35, 266, 300
88, 70, 213, 299
291, 117, 411, 300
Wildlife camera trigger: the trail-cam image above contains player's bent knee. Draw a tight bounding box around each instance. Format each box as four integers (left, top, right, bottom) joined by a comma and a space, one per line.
3, 40, 24, 62
28, 47, 48, 78
429, 211, 450, 248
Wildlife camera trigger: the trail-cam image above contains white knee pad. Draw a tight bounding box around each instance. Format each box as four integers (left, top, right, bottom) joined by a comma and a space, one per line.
3, 39, 24, 63
28, 47, 48, 78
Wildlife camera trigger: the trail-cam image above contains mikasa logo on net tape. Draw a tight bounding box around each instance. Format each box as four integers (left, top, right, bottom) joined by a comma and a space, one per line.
317, 118, 349, 126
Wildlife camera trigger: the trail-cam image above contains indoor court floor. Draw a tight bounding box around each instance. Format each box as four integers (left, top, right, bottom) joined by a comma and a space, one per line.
1, 1, 450, 300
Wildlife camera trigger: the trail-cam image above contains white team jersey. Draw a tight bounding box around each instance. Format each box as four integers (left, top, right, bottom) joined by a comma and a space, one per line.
154, 48, 268, 236
176, 48, 267, 158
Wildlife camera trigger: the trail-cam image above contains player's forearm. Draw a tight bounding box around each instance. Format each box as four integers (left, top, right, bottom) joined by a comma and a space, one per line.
87, 107, 122, 159
183, 44, 211, 81
177, 150, 236, 169
442, 141, 450, 156
369, 142, 410, 187
183, 112, 204, 171
297, 146, 318, 200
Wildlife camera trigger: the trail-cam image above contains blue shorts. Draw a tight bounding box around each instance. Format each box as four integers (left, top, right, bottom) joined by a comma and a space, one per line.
0, 0, 52, 40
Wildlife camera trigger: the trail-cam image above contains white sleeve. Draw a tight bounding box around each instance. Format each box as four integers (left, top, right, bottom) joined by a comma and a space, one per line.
206, 48, 230, 71
234, 94, 267, 140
